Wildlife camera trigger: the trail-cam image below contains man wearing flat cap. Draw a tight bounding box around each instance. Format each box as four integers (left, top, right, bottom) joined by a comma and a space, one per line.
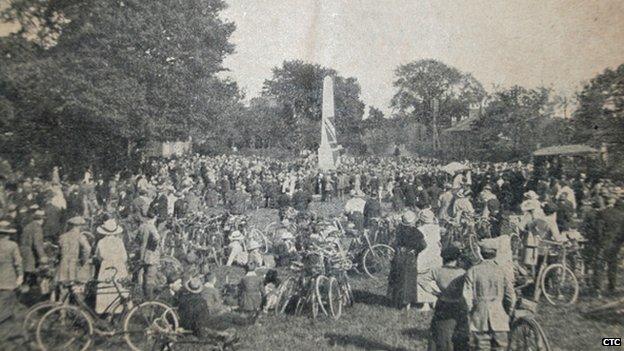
463, 241, 515, 350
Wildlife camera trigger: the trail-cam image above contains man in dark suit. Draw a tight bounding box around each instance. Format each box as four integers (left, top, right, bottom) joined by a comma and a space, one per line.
363, 192, 382, 228
595, 197, 624, 293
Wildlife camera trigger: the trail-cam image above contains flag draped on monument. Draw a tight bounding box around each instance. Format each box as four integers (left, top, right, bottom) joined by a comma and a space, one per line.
318, 75, 342, 171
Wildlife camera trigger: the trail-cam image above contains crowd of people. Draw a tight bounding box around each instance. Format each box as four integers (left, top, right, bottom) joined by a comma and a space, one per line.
0, 152, 623, 350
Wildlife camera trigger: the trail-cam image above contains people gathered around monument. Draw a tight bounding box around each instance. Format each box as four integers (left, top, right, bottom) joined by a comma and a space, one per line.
0, 152, 623, 350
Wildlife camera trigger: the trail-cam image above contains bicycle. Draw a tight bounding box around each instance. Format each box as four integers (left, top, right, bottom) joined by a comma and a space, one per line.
508, 298, 552, 351
338, 229, 395, 280
535, 239, 580, 306
274, 252, 342, 320
36, 267, 179, 351
515, 239, 580, 306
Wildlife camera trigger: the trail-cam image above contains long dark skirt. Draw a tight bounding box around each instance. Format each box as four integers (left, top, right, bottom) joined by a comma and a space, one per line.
387, 249, 418, 307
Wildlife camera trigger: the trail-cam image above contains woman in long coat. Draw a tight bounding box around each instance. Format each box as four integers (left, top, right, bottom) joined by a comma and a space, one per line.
94, 219, 129, 314
388, 211, 426, 308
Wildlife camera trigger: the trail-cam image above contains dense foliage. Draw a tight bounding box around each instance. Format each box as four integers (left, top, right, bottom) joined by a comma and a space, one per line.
572, 64, 624, 175
259, 60, 366, 153
1, 0, 240, 178
0, 2, 622, 176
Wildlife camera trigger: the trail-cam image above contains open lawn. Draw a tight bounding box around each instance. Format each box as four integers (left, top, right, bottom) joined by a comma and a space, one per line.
174, 265, 624, 351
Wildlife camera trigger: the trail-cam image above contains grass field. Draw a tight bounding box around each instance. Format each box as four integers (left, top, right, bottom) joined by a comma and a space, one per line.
6, 200, 624, 350
172, 266, 623, 351
187, 200, 624, 351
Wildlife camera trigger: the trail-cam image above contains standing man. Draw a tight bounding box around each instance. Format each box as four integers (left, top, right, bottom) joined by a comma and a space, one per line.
363, 190, 382, 229
418, 245, 468, 351
0, 220, 23, 327
19, 208, 47, 293
463, 242, 515, 351
56, 217, 92, 299
139, 208, 160, 299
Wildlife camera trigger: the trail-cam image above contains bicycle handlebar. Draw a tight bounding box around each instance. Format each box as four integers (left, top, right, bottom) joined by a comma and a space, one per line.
104, 266, 119, 284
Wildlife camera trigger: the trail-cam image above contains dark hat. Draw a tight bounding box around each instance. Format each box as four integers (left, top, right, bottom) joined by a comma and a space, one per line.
166, 271, 182, 285
441, 245, 461, 262
478, 240, 498, 256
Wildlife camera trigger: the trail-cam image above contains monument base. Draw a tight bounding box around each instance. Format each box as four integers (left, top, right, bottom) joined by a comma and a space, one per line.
318, 143, 341, 171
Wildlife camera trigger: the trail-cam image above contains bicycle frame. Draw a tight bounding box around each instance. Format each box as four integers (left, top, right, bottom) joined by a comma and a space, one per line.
61, 268, 135, 334
531, 240, 568, 302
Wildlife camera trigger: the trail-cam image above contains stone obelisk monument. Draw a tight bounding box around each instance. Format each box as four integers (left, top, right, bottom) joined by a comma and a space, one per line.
318, 75, 342, 171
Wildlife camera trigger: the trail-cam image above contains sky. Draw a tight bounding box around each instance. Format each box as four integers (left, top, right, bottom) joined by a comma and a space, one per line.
218, 0, 624, 115
2, 0, 623, 115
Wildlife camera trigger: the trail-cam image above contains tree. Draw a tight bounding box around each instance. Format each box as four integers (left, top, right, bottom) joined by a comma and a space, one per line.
390, 59, 485, 153
367, 106, 385, 121
572, 64, 624, 174
0, 0, 240, 177
475, 86, 563, 160
573, 64, 624, 143
261, 60, 366, 153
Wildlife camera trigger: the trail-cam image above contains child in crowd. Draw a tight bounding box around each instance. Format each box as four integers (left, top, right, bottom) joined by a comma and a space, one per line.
262, 269, 281, 313
238, 262, 263, 313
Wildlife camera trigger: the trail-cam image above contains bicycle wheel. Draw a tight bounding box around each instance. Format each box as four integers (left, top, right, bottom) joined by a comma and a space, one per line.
23, 301, 60, 340
264, 221, 280, 240
275, 277, 297, 315
311, 293, 319, 320
509, 316, 552, 351
248, 227, 269, 253
362, 244, 395, 279
123, 300, 180, 351
36, 305, 93, 351
315, 275, 331, 317
294, 297, 305, 316
540, 263, 579, 306
340, 280, 354, 308
327, 277, 343, 320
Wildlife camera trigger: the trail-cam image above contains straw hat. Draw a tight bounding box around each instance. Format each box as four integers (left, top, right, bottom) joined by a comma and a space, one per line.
401, 211, 417, 226
183, 276, 204, 294
419, 209, 435, 224
67, 216, 86, 226
520, 199, 541, 212
0, 220, 17, 234
32, 210, 46, 220
96, 219, 124, 236
523, 191, 539, 200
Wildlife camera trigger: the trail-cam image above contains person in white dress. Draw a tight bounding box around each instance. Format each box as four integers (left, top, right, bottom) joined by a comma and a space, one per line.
94, 219, 129, 314
416, 209, 443, 311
